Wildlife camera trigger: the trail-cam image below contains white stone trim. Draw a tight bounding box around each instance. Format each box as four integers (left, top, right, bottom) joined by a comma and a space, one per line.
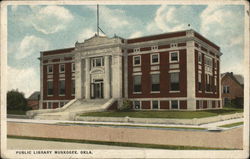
169, 51, 179, 63
132, 72, 142, 76
150, 71, 160, 74
151, 45, 158, 51
71, 63, 75, 72
133, 48, 140, 52
168, 69, 180, 73
133, 55, 141, 66
43, 60, 74, 66
150, 91, 160, 94
169, 90, 180, 93
150, 53, 160, 65
128, 46, 186, 56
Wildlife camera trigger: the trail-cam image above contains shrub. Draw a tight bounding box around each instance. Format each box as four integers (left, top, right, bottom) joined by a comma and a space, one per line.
118, 99, 132, 111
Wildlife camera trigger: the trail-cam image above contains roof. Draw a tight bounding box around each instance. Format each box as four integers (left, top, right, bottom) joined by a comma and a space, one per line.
28, 91, 40, 100
221, 72, 244, 87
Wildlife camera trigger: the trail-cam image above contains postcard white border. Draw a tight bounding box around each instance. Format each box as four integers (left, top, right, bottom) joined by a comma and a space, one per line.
1, 0, 249, 158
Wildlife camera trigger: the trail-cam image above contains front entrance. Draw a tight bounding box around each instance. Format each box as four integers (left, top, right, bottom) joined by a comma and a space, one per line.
91, 79, 103, 99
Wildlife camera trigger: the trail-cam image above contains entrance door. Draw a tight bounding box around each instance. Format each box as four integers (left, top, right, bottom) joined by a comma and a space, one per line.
91, 79, 103, 99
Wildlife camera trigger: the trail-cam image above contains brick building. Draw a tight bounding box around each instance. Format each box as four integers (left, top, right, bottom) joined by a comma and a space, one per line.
39, 29, 222, 111
221, 72, 244, 107
27, 91, 40, 110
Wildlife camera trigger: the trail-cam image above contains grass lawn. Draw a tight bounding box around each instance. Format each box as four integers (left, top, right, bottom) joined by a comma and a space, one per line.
80, 108, 243, 119
219, 122, 244, 128
8, 135, 234, 150
7, 109, 27, 115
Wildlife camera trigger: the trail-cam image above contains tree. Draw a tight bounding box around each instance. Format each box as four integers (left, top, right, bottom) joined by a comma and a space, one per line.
7, 89, 29, 111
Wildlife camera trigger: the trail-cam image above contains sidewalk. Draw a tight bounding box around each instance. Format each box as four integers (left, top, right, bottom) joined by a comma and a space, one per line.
7, 117, 244, 130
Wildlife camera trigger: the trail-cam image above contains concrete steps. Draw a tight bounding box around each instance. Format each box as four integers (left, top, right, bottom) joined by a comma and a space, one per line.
34, 99, 113, 120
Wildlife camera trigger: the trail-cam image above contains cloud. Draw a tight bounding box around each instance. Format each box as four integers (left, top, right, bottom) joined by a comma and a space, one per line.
30, 5, 74, 34
200, 5, 244, 47
129, 31, 143, 38
16, 35, 49, 59
77, 28, 105, 42
152, 5, 200, 32
7, 66, 39, 98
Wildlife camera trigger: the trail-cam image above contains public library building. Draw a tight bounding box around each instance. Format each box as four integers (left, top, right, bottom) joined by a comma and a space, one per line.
40, 29, 222, 111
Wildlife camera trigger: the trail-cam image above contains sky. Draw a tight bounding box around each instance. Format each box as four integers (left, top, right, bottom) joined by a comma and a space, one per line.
7, 4, 245, 97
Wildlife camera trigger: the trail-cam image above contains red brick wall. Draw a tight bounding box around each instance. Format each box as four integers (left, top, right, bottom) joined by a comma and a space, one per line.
160, 101, 169, 109
221, 75, 244, 99
180, 101, 187, 109
128, 49, 187, 98
142, 101, 150, 109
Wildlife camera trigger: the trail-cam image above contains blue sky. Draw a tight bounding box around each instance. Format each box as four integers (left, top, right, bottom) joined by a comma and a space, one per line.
7, 4, 245, 97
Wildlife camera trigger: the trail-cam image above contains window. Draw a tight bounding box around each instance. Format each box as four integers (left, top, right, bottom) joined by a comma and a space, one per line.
47, 102, 52, 109
170, 43, 177, 48
133, 75, 141, 93
214, 60, 217, 69
59, 80, 65, 95
205, 56, 212, 67
199, 100, 203, 109
59, 102, 64, 107
171, 100, 179, 109
133, 56, 141, 66
72, 63, 75, 72
170, 72, 180, 91
152, 100, 159, 109
151, 74, 160, 92
59, 64, 65, 73
134, 48, 140, 52
47, 65, 53, 73
198, 53, 202, 64
206, 74, 212, 92
47, 81, 53, 96
170, 51, 179, 63
151, 53, 159, 64
92, 57, 104, 67
133, 101, 141, 109
223, 86, 230, 93
71, 80, 75, 95
151, 46, 158, 50
198, 73, 202, 91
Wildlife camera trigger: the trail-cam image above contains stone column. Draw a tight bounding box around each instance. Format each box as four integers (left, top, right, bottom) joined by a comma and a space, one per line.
104, 55, 110, 99
85, 57, 91, 99
75, 54, 83, 99
186, 40, 196, 110
111, 55, 123, 98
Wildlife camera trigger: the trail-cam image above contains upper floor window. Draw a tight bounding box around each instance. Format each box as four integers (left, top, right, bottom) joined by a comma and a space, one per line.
134, 48, 140, 52
71, 80, 75, 95
198, 53, 202, 64
92, 57, 104, 67
223, 86, 230, 94
170, 72, 180, 91
198, 73, 202, 91
72, 63, 75, 72
151, 46, 158, 50
170, 43, 177, 48
59, 80, 65, 95
205, 56, 212, 67
47, 65, 53, 74
170, 51, 179, 63
133, 75, 141, 93
133, 56, 141, 66
59, 64, 65, 73
151, 53, 159, 64
47, 80, 53, 96
151, 74, 160, 92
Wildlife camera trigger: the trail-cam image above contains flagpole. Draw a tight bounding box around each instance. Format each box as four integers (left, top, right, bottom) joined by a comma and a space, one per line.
97, 4, 99, 36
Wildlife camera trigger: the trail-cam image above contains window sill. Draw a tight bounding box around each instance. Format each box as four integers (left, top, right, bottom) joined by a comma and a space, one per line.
59, 94, 65, 96
150, 91, 160, 94
205, 91, 213, 94
47, 95, 53, 97
169, 91, 180, 93
133, 92, 142, 94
